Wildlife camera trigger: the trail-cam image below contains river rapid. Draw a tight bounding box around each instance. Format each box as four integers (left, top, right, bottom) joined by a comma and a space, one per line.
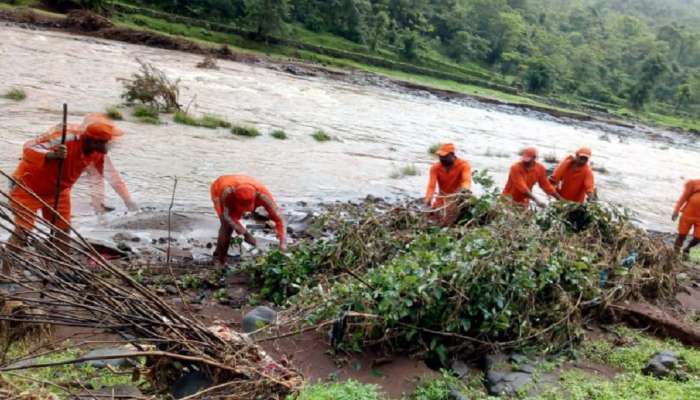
1, 24, 697, 249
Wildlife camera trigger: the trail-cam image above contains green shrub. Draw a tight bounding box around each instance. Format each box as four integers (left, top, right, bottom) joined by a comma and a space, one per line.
105, 106, 123, 120
174, 111, 231, 129
3, 88, 27, 101
173, 110, 198, 125
271, 130, 288, 140
312, 130, 331, 142
231, 125, 261, 137
290, 380, 383, 400
132, 105, 160, 124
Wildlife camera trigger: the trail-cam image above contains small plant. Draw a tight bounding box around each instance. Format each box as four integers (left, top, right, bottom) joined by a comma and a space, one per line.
200, 114, 231, 129
196, 55, 219, 70
543, 153, 559, 164
390, 164, 419, 179
132, 104, 160, 124
312, 130, 331, 142
179, 274, 203, 290
105, 106, 123, 120
119, 58, 181, 112
212, 288, 228, 304
231, 125, 261, 137
428, 143, 440, 155
271, 130, 288, 140
3, 88, 26, 101
173, 110, 198, 126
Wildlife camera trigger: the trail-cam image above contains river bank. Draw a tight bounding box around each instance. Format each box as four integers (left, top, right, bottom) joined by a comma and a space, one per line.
0, 5, 698, 136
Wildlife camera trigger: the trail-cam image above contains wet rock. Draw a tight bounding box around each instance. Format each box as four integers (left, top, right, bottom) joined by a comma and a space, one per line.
113, 232, 140, 243
642, 351, 679, 378
242, 306, 277, 334
171, 371, 213, 399
450, 359, 469, 378
76, 384, 141, 399
486, 371, 533, 396
164, 285, 179, 295
0, 283, 18, 295
83, 347, 134, 369
253, 207, 270, 221
116, 242, 132, 252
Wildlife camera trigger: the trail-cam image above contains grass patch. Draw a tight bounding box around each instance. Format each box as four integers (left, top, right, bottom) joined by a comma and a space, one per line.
3, 87, 26, 101
231, 124, 261, 137
271, 130, 288, 140
105, 106, 124, 120
290, 380, 383, 400
312, 130, 331, 142
1, 342, 139, 397
173, 111, 230, 128
132, 104, 160, 124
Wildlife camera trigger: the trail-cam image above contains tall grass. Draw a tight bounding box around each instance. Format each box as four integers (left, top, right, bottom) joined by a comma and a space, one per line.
231, 125, 261, 137
3, 88, 26, 101
312, 130, 331, 142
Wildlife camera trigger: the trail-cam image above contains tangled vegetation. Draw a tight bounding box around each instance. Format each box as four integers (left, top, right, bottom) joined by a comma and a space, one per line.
247, 173, 679, 364
119, 59, 181, 112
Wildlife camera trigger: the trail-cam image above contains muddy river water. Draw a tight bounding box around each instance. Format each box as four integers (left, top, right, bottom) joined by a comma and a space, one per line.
1, 25, 698, 247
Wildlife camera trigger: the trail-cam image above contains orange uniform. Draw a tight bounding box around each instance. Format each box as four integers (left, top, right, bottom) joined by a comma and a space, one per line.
674, 179, 700, 238
210, 175, 286, 244
550, 156, 595, 203
425, 158, 472, 208
503, 161, 557, 205
10, 115, 125, 231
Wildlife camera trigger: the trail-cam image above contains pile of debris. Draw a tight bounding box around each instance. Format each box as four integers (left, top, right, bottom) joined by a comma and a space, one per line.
0, 175, 302, 399
249, 178, 681, 363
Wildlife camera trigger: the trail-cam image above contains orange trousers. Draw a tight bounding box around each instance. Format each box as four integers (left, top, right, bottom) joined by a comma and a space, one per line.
10, 187, 71, 231
678, 215, 700, 239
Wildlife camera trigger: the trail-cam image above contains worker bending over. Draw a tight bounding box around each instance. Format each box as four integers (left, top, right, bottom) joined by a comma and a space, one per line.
503, 147, 560, 207
5, 114, 134, 251
673, 179, 700, 254
549, 147, 596, 203
211, 175, 287, 265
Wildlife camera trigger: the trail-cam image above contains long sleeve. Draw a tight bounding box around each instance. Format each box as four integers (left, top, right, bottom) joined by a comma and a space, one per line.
460, 162, 472, 190
675, 182, 692, 214
425, 166, 438, 205
538, 166, 557, 196
103, 156, 132, 203
257, 192, 286, 245
584, 168, 595, 194
550, 158, 570, 186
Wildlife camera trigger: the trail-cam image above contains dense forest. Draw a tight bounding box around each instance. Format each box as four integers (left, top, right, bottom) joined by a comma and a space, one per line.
116, 0, 700, 113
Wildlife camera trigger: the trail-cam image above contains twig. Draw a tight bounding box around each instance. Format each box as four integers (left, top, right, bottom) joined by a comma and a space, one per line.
167, 176, 178, 266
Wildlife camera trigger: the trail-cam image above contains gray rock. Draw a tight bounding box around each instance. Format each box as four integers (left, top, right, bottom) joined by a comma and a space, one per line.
171, 371, 213, 399
642, 351, 680, 378
450, 359, 469, 378
82, 347, 134, 369
487, 371, 533, 396
242, 306, 277, 334
515, 363, 537, 374
448, 385, 469, 400
164, 285, 179, 295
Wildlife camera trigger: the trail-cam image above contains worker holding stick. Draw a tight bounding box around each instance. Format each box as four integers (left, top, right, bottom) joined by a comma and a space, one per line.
424, 143, 472, 224
2, 112, 134, 273
503, 147, 561, 207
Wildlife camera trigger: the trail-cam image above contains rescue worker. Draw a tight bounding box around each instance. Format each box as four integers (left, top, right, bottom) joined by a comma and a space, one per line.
672, 179, 700, 254
424, 143, 472, 224
549, 147, 596, 203
211, 175, 287, 266
424, 143, 472, 209
3, 113, 134, 273
503, 147, 560, 207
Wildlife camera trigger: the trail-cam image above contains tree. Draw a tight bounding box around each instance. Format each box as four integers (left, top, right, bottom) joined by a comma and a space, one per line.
245, 0, 290, 38
447, 30, 490, 62
628, 53, 669, 110
522, 57, 554, 94
399, 30, 425, 60
367, 10, 390, 52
